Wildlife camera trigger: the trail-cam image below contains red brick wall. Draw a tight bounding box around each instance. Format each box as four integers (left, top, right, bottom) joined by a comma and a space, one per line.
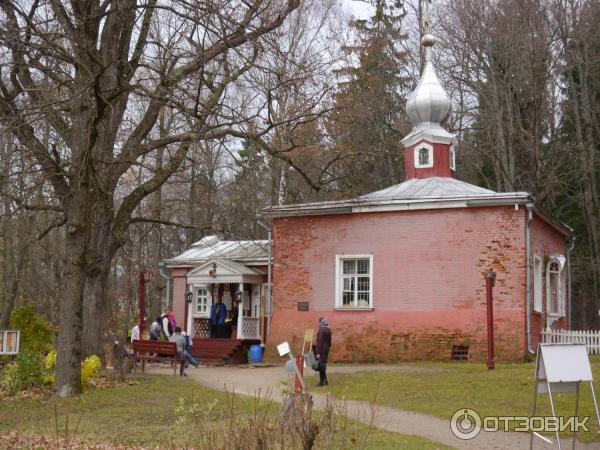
267, 206, 531, 362
530, 215, 569, 349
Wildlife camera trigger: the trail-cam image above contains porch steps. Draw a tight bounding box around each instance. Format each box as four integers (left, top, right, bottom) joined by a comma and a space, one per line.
191, 338, 246, 365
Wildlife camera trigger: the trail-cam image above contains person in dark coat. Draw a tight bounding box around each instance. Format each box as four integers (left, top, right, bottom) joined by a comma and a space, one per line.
315, 317, 331, 386
210, 298, 228, 338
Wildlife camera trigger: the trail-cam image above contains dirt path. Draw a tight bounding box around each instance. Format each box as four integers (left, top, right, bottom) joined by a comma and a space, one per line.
148, 364, 600, 450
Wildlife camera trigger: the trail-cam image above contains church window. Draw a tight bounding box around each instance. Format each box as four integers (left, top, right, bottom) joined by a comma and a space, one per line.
414, 144, 433, 168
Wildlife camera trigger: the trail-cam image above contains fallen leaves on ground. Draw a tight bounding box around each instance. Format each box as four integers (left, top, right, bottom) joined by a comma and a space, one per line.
0, 432, 154, 450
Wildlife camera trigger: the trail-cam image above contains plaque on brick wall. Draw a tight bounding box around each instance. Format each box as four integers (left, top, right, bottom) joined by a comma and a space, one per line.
297, 301, 309, 311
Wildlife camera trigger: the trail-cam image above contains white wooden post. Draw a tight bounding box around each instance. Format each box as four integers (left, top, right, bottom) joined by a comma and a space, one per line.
187, 296, 193, 337
237, 282, 244, 340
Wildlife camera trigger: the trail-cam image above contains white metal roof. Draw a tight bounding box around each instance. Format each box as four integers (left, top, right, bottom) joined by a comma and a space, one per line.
359, 177, 496, 200
164, 235, 269, 266
264, 177, 531, 217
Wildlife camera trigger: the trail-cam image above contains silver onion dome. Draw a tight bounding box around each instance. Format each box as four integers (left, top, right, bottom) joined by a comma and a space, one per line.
405, 60, 452, 126
405, 0, 451, 127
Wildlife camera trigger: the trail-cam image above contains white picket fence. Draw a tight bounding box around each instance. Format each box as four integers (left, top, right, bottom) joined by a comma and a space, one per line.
541, 328, 600, 355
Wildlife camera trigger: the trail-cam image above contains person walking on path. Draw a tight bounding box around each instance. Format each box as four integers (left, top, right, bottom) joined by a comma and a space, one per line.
315, 317, 331, 386
170, 327, 198, 376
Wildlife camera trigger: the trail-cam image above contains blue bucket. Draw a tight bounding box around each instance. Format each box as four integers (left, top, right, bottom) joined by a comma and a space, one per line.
249, 345, 263, 364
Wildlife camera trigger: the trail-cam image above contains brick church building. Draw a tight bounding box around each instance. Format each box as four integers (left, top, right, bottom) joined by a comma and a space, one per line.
165, 18, 571, 364
262, 26, 571, 363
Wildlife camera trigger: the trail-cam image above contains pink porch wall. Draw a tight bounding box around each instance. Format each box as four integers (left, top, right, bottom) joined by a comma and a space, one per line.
530, 215, 569, 348
267, 206, 529, 362
171, 267, 190, 330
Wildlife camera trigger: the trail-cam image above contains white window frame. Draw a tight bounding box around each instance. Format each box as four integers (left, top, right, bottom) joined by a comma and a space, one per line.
449, 144, 456, 171
335, 255, 374, 309
414, 143, 434, 168
533, 255, 543, 313
546, 256, 565, 318
195, 286, 211, 317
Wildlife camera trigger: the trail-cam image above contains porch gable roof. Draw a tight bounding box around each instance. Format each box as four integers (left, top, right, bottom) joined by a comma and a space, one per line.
186, 259, 265, 285
164, 235, 269, 267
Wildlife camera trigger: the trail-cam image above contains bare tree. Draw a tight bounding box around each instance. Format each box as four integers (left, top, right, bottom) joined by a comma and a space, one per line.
0, 0, 301, 396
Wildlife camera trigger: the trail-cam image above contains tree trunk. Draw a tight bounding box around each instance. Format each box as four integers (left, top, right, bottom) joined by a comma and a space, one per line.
55, 227, 88, 397
0, 219, 15, 328
82, 213, 114, 359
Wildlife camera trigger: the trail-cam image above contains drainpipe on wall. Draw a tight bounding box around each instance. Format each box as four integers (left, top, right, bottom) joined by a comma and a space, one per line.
158, 262, 171, 310
266, 229, 272, 339
526, 203, 534, 354
256, 220, 272, 344
567, 236, 576, 329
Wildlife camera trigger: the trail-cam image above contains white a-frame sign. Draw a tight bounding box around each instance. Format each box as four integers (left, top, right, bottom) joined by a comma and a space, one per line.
530, 343, 600, 449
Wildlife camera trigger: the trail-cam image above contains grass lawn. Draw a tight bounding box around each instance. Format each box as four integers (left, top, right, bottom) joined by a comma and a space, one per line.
309, 360, 600, 443
0, 375, 453, 450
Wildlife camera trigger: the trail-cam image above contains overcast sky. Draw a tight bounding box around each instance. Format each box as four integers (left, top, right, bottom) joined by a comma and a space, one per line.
340, 0, 374, 20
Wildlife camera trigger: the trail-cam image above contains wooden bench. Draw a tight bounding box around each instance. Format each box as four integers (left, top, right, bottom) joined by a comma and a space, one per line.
132, 340, 185, 376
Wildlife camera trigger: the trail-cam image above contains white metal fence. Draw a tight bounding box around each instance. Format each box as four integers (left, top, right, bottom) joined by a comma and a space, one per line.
541, 328, 600, 355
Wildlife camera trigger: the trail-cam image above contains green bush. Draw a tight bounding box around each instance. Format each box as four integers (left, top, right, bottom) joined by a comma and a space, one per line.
9, 303, 54, 354
15, 351, 43, 389
1, 364, 19, 395
1, 351, 44, 395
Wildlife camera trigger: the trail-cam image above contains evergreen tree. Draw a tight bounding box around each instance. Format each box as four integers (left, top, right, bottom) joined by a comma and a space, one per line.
328, 0, 409, 197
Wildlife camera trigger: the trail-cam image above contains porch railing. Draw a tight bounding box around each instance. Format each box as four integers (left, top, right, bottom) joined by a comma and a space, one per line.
541, 328, 600, 355
193, 318, 211, 339
238, 316, 260, 340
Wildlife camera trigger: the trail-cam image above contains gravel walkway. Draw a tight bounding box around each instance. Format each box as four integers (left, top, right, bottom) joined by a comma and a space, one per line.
148, 364, 600, 450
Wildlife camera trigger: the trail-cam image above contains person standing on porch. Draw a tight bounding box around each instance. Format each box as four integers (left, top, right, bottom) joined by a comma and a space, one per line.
210, 298, 228, 338
315, 317, 331, 387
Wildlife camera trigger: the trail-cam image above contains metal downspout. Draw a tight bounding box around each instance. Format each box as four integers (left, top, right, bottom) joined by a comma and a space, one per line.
267, 229, 272, 340
256, 220, 273, 344
158, 263, 171, 310
526, 203, 534, 354
567, 236, 575, 329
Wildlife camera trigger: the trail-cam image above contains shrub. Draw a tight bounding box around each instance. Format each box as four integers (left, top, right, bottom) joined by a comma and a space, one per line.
1, 363, 20, 395
81, 355, 101, 385
0, 351, 44, 395
15, 351, 44, 389
44, 352, 102, 387
45, 351, 57, 370
9, 303, 54, 354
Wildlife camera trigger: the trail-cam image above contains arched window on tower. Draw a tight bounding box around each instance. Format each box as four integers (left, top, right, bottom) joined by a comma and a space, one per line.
450, 144, 456, 171
419, 148, 429, 165
414, 144, 433, 168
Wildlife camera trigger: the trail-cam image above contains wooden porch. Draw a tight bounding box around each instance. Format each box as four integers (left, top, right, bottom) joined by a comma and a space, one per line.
190, 316, 265, 364
191, 316, 264, 341
190, 338, 260, 365
183, 259, 269, 364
